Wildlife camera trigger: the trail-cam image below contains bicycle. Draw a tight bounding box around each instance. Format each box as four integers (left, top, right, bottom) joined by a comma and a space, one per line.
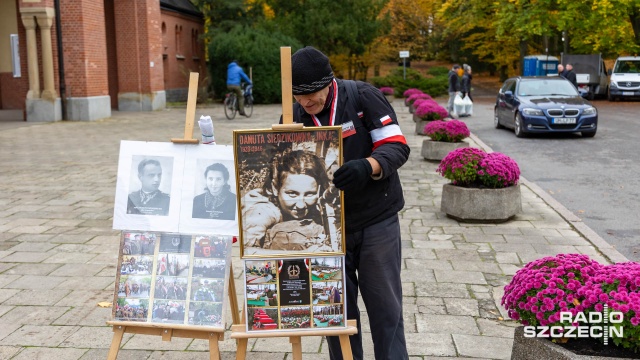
224, 83, 253, 120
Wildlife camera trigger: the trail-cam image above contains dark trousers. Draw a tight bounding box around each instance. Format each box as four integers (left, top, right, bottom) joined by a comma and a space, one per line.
327, 214, 408, 360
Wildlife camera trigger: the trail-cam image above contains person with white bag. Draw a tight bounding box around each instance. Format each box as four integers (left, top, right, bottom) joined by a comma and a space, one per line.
460, 64, 473, 117
447, 64, 462, 117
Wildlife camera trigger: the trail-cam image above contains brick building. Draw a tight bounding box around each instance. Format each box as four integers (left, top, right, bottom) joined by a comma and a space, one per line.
0, 0, 206, 122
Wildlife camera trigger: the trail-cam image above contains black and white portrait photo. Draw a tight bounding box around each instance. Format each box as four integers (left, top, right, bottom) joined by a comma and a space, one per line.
234, 129, 344, 258
113, 141, 185, 232
127, 156, 173, 216
179, 145, 239, 236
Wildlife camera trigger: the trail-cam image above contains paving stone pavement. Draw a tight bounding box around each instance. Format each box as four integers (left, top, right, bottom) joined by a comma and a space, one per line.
0, 97, 628, 360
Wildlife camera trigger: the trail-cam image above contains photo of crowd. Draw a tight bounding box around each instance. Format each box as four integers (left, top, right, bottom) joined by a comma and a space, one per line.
194, 235, 230, 258
235, 129, 344, 258
310, 257, 343, 281
122, 232, 157, 255
152, 300, 186, 324
154, 276, 188, 300
156, 253, 190, 277
312, 305, 344, 327
244, 260, 276, 284
120, 255, 153, 275
248, 307, 279, 331
114, 298, 148, 322
246, 284, 278, 307
191, 278, 225, 302
188, 301, 223, 327
192, 258, 226, 278
279, 306, 311, 329
311, 281, 342, 305
118, 275, 151, 298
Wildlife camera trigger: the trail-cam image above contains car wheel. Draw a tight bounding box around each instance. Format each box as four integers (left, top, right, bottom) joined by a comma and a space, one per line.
608, 90, 616, 102
494, 108, 504, 129
581, 131, 597, 138
514, 113, 527, 138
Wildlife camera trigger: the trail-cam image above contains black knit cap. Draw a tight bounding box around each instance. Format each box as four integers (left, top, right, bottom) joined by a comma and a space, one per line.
291, 46, 334, 95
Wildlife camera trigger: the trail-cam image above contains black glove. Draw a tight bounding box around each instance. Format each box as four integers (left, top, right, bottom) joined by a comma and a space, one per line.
461, 92, 467, 99
332, 159, 372, 191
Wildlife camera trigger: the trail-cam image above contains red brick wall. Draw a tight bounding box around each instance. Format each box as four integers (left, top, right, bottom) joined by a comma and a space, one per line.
160, 10, 206, 91
59, 0, 109, 98
1, 0, 30, 109
18, 0, 55, 9
114, 0, 163, 94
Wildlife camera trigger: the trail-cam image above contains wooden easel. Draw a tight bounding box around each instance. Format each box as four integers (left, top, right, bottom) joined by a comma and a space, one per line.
107, 73, 243, 359
230, 47, 358, 360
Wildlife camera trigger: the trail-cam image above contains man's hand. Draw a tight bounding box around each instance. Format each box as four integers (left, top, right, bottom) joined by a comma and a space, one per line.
332, 159, 372, 191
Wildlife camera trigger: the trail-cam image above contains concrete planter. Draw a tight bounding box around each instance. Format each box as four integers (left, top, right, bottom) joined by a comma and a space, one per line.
421, 138, 469, 161
408, 104, 415, 113
415, 118, 437, 135
441, 183, 521, 223
385, 94, 394, 103
404, 98, 410, 106
511, 326, 626, 360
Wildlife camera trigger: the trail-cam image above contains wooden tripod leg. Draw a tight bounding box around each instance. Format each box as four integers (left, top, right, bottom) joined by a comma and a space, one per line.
209, 332, 221, 360
290, 336, 302, 360
235, 338, 248, 360
228, 267, 240, 325
339, 334, 354, 360
107, 325, 125, 360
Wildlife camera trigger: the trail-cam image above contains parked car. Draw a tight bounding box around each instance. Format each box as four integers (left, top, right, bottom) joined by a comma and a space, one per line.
494, 76, 598, 138
608, 56, 640, 101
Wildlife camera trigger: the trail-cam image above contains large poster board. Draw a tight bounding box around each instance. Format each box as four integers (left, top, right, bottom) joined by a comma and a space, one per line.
234, 128, 345, 258
113, 141, 238, 236
244, 256, 345, 332
112, 230, 232, 329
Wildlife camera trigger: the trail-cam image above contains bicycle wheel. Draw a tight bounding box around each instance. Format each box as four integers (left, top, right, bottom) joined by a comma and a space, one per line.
244, 95, 254, 118
224, 95, 236, 120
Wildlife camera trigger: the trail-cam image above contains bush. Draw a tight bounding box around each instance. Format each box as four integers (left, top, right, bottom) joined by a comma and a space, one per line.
423, 119, 469, 141
208, 26, 302, 104
379, 87, 394, 96
502, 254, 602, 327
436, 148, 520, 188
415, 101, 448, 121
370, 67, 449, 98
427, 66, 450, 77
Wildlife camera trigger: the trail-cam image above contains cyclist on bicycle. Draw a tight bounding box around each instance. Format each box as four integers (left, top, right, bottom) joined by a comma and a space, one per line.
227, 60, 252, 116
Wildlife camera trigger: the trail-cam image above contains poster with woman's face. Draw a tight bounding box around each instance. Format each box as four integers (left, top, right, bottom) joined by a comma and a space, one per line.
113, 141, 185, 232
233, 128, 345, 259
179, 145, 238, 235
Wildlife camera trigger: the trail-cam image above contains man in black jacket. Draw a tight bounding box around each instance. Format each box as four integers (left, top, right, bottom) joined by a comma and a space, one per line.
447, 64, 461, 116
565, 64, 578, 88
287, 46, 410, 360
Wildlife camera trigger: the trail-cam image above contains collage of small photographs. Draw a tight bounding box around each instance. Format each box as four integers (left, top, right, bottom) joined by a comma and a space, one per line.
113, 231, 231, 329
244, 256, 345, 332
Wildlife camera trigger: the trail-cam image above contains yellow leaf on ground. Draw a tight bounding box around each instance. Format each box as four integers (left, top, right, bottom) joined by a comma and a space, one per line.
98, 302, 113, 308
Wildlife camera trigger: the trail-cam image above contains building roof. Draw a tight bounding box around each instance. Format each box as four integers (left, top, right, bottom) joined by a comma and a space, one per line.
160, 0, 203, 18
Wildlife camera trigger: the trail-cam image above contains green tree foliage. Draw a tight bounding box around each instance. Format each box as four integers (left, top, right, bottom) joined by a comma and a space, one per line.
208, 26, 302, 104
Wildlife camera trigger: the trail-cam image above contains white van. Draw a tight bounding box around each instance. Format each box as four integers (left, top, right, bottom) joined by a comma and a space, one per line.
608, 56, 640, 101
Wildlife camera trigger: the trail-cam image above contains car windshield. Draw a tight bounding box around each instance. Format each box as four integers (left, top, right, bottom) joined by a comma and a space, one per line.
613, 60, 640, 73
517, 79, 578, 96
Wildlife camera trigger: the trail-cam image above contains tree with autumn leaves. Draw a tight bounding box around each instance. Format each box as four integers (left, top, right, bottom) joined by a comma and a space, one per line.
192, 0, 640, 100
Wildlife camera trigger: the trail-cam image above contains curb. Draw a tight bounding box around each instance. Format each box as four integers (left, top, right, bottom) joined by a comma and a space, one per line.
469, 133, 629, 264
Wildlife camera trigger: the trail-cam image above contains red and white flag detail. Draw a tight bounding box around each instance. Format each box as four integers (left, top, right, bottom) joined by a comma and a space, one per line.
380, 115, 393, 126
370, 124, 407, 150
357, 111, 364, 118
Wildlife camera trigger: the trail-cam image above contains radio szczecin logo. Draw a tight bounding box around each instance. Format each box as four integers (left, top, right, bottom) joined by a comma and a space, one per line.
523, 305, 623, 344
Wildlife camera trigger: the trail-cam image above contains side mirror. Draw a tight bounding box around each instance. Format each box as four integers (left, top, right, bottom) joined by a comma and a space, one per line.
505, 91, 514, 99
607, 69, 612, 76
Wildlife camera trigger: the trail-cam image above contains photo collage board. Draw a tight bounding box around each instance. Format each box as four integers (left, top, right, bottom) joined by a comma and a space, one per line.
233, 127, 347, 332
112, 230, 232, 330
244, 256, 345, 332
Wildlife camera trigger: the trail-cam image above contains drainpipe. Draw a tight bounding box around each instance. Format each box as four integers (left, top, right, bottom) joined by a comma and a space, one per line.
54, 0, 66, 119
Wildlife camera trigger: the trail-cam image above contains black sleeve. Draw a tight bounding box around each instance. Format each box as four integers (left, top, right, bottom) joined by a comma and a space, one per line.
358, 83, 410, 180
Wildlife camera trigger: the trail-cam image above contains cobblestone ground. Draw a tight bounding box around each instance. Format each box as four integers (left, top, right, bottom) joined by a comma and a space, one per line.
0, 98, 626, 359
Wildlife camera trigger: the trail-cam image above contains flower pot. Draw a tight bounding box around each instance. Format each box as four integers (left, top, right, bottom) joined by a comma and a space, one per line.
409, 104, 415, 113
415, 119, 435, 135
385, 94, 394, 103
421, 138, 469, 161
404, 98, 410, 106
440, 183, 521, 223
511, 326, 629, 360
